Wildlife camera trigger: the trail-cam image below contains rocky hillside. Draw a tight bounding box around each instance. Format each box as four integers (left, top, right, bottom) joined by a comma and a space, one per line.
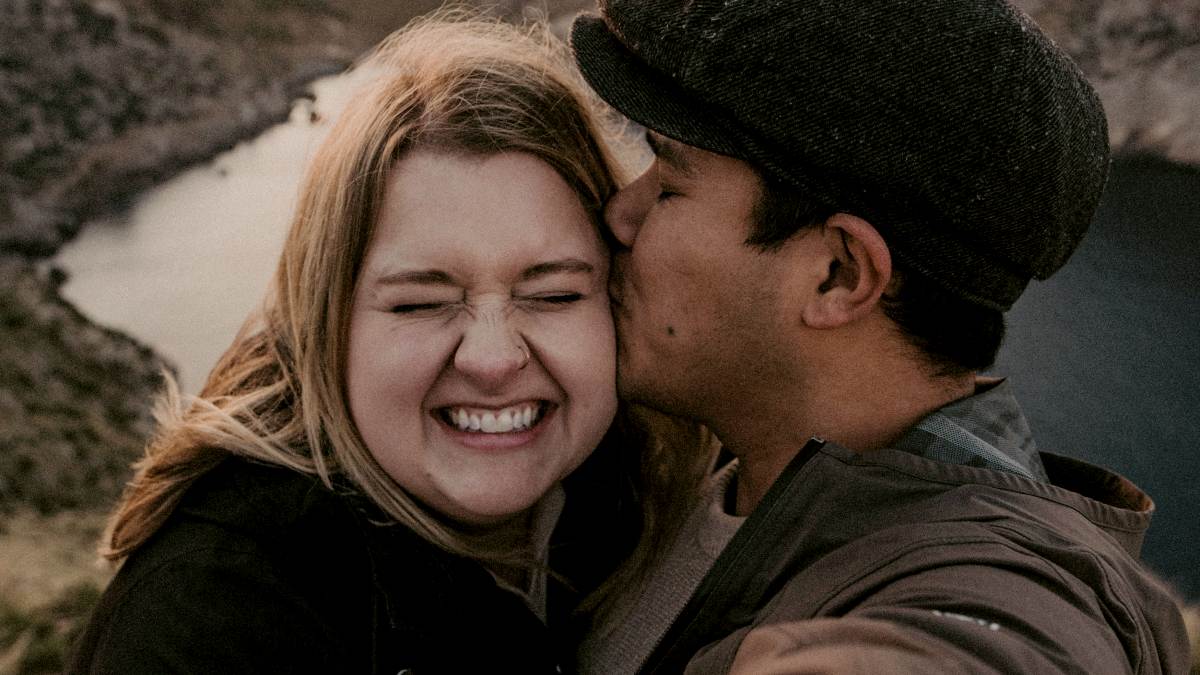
0, 0, 450, 256
0, 258, 163, 513
1016, 0, 1200, 167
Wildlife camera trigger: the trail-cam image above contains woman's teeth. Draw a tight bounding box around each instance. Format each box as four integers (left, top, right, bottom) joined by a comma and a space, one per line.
443, 403, 542, 433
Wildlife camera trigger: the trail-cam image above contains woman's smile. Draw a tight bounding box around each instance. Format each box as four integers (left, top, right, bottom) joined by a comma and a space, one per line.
436, 401, 549, 434
432, 402, 558, 452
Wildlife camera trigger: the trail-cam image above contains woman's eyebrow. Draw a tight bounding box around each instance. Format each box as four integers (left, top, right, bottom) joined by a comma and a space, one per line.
520, 259, 595, 281
372, 261, 593, 286
373, 269, 456, 286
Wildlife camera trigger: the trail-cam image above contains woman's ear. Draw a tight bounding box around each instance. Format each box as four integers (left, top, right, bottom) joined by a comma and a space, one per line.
801, 213, 892, 329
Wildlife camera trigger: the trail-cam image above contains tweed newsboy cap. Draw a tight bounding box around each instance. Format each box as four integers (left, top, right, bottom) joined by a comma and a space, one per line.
571, 0, 1110, 310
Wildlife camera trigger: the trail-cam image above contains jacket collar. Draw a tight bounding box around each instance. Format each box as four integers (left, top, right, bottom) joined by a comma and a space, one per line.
893, 378, 1048, 481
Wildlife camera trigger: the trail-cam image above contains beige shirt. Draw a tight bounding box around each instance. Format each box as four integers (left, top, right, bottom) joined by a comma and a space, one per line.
490, 483, 565, 624
577, 461, 745, 674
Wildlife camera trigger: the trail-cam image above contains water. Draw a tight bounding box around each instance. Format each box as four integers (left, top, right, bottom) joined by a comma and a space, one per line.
54, 71, 367, 392
995, 159, 1200, 600
54, 91, 1200, 600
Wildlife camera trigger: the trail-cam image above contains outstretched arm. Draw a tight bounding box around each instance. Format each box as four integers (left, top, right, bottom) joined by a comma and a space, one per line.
712, 562, 1182, 675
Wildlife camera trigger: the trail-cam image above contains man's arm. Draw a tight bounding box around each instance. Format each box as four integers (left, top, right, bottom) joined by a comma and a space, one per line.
704, 562, 1184, 675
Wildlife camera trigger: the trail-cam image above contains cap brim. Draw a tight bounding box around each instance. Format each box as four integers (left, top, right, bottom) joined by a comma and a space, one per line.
570, 15, 744, 159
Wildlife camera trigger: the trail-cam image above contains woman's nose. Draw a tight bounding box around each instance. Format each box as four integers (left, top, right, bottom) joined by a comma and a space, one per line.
605, 168, 655, 248
453, 310, 528, 389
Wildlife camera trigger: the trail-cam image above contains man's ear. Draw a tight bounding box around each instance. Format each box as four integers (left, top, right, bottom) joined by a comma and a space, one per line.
801, 213, 892, 329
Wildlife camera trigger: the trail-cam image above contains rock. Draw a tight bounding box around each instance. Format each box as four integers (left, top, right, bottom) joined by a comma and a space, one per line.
0, 257, 168, 513
1013, 0, 1200, 166
0, 0, 361, 255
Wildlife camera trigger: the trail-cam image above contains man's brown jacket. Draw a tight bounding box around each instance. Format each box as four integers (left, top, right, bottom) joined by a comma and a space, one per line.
643, 441, 1190, 674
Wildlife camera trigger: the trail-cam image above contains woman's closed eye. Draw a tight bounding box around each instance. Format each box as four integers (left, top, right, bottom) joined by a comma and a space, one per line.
390, 301, 456, 315
528, 292, 583, 304
515, 291, 589, 311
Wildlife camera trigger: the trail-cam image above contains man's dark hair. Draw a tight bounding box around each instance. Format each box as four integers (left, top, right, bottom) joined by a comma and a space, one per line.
748, 172, 1005, 376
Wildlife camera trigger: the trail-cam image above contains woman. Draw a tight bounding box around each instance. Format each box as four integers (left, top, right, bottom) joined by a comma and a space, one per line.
68, 14, 704, 674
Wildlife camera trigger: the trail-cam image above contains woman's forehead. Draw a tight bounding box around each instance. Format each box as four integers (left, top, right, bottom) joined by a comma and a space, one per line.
361, 151, 608, 284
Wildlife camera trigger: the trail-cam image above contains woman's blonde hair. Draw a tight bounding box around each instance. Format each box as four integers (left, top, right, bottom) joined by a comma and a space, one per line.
103, 11, 653, 563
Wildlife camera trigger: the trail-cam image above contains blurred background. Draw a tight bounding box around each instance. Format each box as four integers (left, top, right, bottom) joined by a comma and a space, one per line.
0, 0, 1197, 672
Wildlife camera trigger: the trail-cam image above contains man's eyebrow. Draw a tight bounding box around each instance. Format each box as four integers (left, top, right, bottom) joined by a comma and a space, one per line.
372, 269, 456, 286
520, 259, 595, 281
645, 132, 696, 177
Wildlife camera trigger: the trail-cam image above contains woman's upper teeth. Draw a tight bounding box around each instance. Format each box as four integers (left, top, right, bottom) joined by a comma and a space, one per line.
447, 403, 540, 433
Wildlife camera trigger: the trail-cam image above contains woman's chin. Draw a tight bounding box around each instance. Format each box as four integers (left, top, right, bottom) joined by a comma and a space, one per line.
440, 490, 547, 530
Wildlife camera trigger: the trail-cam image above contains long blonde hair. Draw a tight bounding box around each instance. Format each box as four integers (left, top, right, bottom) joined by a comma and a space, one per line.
105, 12, 638, 561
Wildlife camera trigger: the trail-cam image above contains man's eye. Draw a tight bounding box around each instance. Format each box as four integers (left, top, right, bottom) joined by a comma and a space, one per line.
656, 189, 678, 202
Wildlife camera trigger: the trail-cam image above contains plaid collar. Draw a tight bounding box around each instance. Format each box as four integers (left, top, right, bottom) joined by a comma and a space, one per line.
893, 378, 1048, 482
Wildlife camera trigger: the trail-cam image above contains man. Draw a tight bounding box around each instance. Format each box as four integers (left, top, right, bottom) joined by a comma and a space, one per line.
569, 1, 1191, 673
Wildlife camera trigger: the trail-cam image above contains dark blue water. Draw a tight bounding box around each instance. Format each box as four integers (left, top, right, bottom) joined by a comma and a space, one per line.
996, 158, 1200, 601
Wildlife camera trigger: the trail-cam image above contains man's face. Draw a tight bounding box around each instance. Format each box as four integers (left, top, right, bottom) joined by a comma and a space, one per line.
605, 132, 796, 422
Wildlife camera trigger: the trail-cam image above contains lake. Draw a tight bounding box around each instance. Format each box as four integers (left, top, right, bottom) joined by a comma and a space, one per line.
54, 70, 369, 393
996, 158, 1200, 601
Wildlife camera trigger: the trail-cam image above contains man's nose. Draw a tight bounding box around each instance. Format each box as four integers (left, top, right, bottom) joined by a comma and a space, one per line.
605, 168, 655, 248
453, 307, 528, 389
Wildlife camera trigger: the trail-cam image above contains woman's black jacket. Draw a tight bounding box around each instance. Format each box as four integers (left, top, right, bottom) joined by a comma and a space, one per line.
67, 454, 632, 674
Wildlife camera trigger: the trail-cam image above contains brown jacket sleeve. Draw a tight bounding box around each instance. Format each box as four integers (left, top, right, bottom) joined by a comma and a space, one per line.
729, 618, 992, 674
691, 562, 1168, 675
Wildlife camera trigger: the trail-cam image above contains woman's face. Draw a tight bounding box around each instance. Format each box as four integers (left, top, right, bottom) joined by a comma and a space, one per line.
346, 150, 617, 526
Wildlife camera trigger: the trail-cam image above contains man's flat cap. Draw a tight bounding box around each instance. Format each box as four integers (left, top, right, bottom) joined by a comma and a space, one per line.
572, 0, 1110, 310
